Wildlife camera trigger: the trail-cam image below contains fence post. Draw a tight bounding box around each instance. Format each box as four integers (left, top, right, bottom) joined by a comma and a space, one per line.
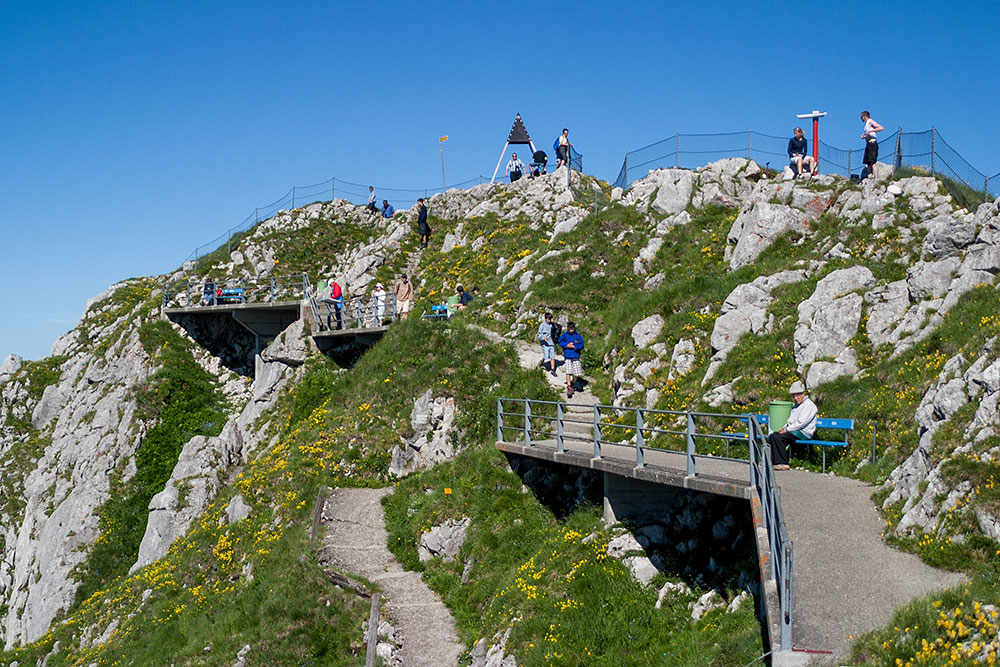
623, 152, 629, 188
675, 133, 680, 167
747, 130, 752, 160
986, 175, 991, 202
255, 207, 259, 223
524, 400, 532, 446
930, 127, 936, 175
270, 277, 275, 302
894, 128, 903, 171
292, 186, 296, 209
686, 412, 696, 476
847, 149, 852, 178
556, 402, 564, 453
365, 592, 380, 667
332, 177, 335, 201
592, 406, 602, 459
635, 409, 645, 468
496, 400, 503, 442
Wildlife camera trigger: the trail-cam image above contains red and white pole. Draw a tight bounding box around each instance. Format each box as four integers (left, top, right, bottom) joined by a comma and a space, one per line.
796, 110, 827, 173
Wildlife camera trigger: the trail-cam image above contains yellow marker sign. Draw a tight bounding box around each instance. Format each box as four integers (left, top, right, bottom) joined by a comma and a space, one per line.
444, 488, 452, 495
440, 135, 448, 142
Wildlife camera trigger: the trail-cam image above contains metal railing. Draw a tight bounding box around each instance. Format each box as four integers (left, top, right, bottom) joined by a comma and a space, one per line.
496, 398, 793, 650
613, 127, 999, 205
310, 292, 399, 333
162, 273, 311, 309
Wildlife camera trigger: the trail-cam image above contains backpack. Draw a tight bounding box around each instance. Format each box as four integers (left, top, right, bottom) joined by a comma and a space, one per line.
331, 282, 342, 299
553, 137, 560, 152
551, 322, 563, 344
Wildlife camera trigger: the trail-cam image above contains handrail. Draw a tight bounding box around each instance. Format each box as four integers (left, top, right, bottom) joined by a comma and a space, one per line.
496, 397, 793, 650
162, 272, 311, 308
311, 292, 400, 332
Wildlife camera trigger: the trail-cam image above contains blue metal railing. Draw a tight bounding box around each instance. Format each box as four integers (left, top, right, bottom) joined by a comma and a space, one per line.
162, 273, 311, 309
496, 398, 793, 650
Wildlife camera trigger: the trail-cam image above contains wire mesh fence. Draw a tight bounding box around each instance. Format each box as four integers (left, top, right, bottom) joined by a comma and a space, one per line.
613, 128, 999, 204
184, 145, 584, 265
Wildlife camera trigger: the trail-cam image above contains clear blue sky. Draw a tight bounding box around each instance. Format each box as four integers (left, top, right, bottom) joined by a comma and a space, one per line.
2, 0, 997, 360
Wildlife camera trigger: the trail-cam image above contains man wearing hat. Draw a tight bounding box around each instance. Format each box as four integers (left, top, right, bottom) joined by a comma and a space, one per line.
767, 381, 817, 470
372, 282, 386, 325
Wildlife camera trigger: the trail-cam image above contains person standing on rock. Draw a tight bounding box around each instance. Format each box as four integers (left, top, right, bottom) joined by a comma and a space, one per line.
556, 128, 572, 169
557, 321, 584, 397
860, 111, 884, 180
767, 381, 817, 470
788, 127, 816, 178
367, 186, 377, 213
394, 274, 413, 321
537, 312, 557, 377
505, 152, 527, 182
417, 198, 430, 249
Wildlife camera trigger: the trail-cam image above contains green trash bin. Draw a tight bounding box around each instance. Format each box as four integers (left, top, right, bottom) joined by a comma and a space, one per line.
768, 400, 794, 434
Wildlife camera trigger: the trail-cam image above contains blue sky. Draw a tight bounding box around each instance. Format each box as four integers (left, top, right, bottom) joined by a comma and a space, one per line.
2, 0, 998, 360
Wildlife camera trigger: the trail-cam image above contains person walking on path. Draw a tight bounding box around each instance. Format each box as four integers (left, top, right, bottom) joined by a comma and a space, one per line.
557, 321, 584, 397
556, 128, 572, 169
382, 200, 395, 219
367, 186, 377, 213
417, 197, 430, 249
394, 274, 414, 321
767, 381, 817, 470
860, 111, 884, 180
536, 312, 557, 376
788, 127, 816, 178
505, 152, 528, 182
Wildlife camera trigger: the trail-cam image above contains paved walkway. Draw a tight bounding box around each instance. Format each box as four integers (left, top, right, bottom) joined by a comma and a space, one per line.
500, 326, 967, 664
317, 487, 463, 667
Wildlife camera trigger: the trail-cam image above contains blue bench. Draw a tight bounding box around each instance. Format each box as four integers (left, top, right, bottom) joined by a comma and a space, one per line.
216, 288, 245, 304
422, 304, 449, 320
752, 414, 853, 472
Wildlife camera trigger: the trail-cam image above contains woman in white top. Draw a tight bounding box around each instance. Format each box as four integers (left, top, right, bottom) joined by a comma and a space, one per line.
372, 282, 386, 326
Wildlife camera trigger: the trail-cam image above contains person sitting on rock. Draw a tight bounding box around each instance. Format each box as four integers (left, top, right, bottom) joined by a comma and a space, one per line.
382, 200, 395, 219
787, 127, 816, 178
767, 381, 817, 470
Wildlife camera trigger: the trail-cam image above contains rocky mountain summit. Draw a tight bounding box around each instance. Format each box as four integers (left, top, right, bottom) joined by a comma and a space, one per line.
1, 158, 998, 663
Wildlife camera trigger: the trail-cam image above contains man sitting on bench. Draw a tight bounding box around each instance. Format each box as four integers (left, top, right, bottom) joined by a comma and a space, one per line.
768, 381, 817, 470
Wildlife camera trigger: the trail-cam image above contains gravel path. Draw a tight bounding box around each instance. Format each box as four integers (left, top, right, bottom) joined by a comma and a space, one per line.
776, 469, 966, 663
317, 487, 463, 667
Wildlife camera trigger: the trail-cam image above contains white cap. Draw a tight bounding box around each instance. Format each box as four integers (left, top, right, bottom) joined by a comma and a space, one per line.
789, 381, 806, 394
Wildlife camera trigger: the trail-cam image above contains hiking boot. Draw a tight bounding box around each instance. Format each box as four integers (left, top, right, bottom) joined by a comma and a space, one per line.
567, 387, 574, 398
773, 464, 790, 471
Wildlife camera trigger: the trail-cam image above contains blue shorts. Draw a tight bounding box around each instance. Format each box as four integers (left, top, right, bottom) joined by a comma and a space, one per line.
541, 344, 555, 360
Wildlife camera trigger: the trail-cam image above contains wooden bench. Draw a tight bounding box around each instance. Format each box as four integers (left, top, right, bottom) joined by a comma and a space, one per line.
753, 414, 853, 472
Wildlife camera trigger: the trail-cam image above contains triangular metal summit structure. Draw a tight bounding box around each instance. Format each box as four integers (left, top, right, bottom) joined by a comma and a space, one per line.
491, 113, 538, 183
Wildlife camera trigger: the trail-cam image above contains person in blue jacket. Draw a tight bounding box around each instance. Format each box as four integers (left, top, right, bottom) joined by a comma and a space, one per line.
382, 200, 395, 219
557, 321, 584, 397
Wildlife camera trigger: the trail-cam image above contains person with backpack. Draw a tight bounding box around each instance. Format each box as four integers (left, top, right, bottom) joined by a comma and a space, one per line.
555, 128, 572, 169
505, 152, 528, 183
323, 277, 344, 330
557, 320, 584, 397
536, 312, 559, 376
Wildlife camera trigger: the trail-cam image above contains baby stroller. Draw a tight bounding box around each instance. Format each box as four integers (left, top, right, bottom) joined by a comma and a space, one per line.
530, 150, 547, 177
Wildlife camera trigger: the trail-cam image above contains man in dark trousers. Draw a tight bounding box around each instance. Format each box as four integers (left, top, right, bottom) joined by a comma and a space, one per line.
767, 381, 817, 470
417, 198, 430, 249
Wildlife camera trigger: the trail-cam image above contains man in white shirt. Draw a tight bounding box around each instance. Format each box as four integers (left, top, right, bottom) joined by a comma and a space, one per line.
367, 186, 377, 213
768, 381, 817, 470
860, 111, 884, 180
505, 153, 527, 182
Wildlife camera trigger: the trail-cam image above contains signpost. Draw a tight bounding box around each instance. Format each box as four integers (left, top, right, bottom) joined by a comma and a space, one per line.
795, 110, 828, 172
439, 135, 448, 189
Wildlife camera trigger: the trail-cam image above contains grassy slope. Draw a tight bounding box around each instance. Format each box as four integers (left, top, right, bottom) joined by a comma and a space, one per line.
2, 170, 997, 665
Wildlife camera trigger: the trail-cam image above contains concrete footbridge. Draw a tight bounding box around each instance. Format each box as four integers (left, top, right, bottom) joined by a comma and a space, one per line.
161, 273, 400, 369
496, 397, 965, 665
